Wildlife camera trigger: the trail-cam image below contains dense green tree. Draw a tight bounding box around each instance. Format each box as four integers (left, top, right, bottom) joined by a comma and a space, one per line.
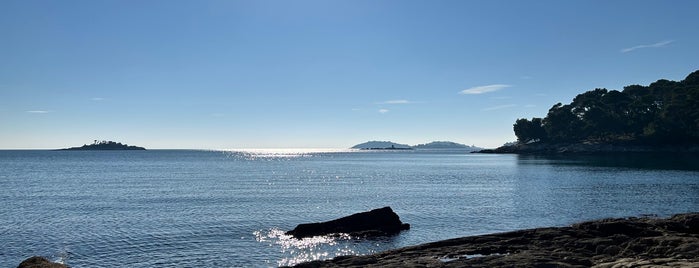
513, 117, 546, 143
542, 103, 584, 142
512, 70, 699, 145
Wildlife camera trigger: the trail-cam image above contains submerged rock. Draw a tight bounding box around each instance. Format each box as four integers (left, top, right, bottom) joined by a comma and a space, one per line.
17, 256, 67, 268
286, 207, 410, 239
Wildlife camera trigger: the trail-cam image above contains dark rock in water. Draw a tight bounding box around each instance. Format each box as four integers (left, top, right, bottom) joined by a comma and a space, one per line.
286, 207, 410, 239
287, 212, 699, 267
17, 256, 67, 268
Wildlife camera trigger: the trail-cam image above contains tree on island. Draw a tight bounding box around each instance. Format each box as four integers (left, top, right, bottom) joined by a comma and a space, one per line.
513, 70, 699, 145
60, 140, 146, 150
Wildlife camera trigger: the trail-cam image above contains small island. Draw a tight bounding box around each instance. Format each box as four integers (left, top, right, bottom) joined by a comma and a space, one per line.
352, 141, 482, 151
351, 141, 413, 150
59, 140, 146, 151
414, 141, 482, 151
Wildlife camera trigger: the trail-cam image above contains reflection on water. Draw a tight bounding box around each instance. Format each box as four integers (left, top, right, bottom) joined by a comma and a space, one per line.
254, 228, 400, 266
517, 153, 699, 171
221, 149, 358, 160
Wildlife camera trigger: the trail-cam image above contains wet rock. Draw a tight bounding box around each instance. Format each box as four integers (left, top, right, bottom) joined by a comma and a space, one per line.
289, 213, 699, 267
286, 207, 410, 239
17, 256, 67, 268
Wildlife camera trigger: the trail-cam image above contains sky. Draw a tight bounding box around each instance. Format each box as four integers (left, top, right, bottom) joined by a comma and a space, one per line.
1, 0, 698, 149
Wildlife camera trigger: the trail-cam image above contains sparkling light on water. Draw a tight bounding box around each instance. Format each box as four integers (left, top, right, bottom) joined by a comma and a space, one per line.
254, 228, 359, 267
222, 148, 358, 159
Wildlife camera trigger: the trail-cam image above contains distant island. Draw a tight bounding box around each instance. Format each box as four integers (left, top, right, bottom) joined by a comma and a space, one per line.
413, 141, 482, 151
479, 70, 699, 154
352, 141, 481, 151
59, 140, 146, 151
351, 141, 412, 150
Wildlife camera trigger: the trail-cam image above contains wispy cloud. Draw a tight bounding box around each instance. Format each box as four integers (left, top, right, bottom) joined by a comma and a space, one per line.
482, 104, 517, 111
91, 97, 106, 101
26, 110, 50, 114
378, 100, 413, 104
378, 109, 389, 114
621, 40, 673, 53
459, 84, 511, 95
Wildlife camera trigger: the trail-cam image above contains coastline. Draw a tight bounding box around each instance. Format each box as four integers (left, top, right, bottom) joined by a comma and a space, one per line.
287, 213, 699, 267
476, 142, 699, 154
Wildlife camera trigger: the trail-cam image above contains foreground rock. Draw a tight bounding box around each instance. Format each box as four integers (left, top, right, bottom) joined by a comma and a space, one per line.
17, 256, 67, 268
289, 213, 699, 267
286, 207, 410, 239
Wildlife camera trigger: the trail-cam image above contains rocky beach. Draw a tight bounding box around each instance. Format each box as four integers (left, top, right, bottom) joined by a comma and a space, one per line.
288, 213, 699, 268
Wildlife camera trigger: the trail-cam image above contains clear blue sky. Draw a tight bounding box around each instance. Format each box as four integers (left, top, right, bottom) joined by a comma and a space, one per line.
1, 0, 698, 149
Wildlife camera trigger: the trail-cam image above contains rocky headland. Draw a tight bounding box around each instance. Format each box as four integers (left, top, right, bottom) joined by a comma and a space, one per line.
477, 142, 699, 154
288, 213, 699, 267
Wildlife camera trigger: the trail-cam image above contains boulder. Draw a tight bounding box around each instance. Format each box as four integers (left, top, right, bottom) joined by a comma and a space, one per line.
17, 256, 67, 268
286, 207, 410, 239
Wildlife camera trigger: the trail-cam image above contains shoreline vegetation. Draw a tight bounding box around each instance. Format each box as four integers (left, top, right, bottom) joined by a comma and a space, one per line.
288, 212, 699, 268
58, 140, 146, 151
480, 70, 699, 155
477, 142, 699, 154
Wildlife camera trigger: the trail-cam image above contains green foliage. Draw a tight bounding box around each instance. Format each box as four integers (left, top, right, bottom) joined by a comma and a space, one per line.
513, 117, 546, 143
513, 70, 699, 145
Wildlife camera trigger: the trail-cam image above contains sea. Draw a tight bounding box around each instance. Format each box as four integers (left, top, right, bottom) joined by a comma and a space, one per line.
1, 149, 697, 267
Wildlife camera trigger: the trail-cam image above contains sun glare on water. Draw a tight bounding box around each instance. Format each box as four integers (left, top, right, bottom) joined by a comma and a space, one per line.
254, 228, 359, 267
221, 148, 357, 159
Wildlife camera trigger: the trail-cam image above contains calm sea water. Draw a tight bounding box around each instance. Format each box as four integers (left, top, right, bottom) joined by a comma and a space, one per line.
1, 150, 697, 267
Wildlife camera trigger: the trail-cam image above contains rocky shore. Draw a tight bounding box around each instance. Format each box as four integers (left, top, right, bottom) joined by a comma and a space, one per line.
288, 213, 699, 268
477, 142, 699, 154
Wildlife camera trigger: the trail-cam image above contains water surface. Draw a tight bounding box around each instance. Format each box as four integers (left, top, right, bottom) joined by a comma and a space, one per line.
1, 150, 697, 267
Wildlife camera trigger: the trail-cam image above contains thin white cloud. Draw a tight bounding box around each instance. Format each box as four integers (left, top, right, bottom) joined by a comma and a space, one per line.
378, 109, 389, 114
379, 100, 412, 104
459, 84, 511, 95
26, 110, 50, 114
621, 40, 673, 53
482, 104, 517, 111
91, 97, 106, 101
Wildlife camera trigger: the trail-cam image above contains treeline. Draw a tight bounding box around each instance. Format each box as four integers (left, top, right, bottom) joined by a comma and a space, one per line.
514, 70, 699, 145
